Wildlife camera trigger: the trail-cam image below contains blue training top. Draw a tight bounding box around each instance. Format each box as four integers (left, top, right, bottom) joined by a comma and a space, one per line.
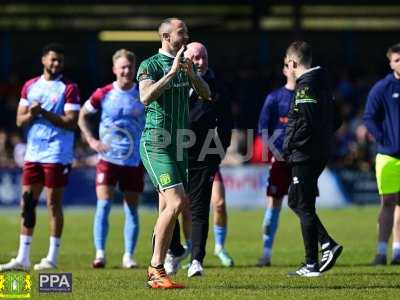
364, 73, 400, 156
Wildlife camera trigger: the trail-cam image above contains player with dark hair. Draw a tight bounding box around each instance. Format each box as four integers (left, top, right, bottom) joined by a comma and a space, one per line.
0, 43, 80, 271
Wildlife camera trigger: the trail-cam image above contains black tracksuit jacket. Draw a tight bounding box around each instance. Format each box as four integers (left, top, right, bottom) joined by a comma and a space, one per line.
283, 67, 341, 163
188, 69, 232, 167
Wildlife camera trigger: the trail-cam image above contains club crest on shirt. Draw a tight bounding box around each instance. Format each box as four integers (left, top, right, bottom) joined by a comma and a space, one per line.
50, 94, 60, 103
159, 173, 172, 186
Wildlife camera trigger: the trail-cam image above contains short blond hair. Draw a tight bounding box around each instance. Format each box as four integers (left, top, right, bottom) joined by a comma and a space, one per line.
112, 49, 136, 65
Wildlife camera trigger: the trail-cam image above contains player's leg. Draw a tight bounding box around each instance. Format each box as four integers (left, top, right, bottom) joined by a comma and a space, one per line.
390, 159, 400, 264
141, 142, 185, 288
373, 194, 396, 265
159, 191, 184, 259
257, 161, 289, 267
0, 186, 43, 271
391, 196, 400, 264
0, 162, 44, 271
372, 154, 399, 265
93, 185, 114, 266
33, 163, 72, 271
35, 186, 64, 270
120, 164, 144, 268
164, 151, 191, 275
121, 191, 140, 268
148, 185, 187, 288
257, 195, 283, 267
211, 171, 234, 267
165, 207, 190, 275
92, 160, 116, 268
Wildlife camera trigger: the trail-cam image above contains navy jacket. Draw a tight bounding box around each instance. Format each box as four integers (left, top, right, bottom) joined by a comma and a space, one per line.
363, 73, 400, 156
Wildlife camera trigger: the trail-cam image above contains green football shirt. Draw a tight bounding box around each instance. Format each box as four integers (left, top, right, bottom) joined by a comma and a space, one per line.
137, 49, 191, 144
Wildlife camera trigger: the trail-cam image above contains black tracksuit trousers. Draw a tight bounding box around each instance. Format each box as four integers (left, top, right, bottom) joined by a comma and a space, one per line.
189, 164, 219, 263
288, 160, 335, 265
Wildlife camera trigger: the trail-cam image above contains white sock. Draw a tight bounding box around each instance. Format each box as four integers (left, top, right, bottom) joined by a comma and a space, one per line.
46, 236, 60, 265
16, 235, 32, 264
123, 252, 131, 259
215, 244, 223, 253
96, 249, 105, 259
393, 242, 400, 258
377, 242, 387, 256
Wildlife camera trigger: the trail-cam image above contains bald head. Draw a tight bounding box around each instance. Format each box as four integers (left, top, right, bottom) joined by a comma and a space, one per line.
185, 42, 208, 75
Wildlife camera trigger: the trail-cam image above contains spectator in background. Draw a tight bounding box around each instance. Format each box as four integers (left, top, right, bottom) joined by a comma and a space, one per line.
364, 42, 400, 265
10, 133, 26, 168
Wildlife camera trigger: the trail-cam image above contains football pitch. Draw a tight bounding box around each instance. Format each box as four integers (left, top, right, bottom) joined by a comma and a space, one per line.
1, 206, 399, 299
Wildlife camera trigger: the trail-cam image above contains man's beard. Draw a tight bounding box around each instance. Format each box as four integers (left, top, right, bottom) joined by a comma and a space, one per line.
172, 40, 184, 51
45, 67, 62, 77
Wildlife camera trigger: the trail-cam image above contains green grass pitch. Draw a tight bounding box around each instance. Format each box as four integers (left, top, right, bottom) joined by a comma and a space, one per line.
1, 206, 399, 299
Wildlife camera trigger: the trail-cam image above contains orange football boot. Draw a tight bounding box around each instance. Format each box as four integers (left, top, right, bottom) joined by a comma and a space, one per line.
147, 266, 185, 289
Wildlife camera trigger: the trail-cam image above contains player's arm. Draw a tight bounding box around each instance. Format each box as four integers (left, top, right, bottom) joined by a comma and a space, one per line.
258, 93, 275, 135
185, 58, 211, 101
363, 84, 384, 142
16, 80, 41, 127
16, 102, 41, 127
78, 93, 109, 153
139, 46, 186, 106
139, 74, 174, 106
40, 109, 78, 131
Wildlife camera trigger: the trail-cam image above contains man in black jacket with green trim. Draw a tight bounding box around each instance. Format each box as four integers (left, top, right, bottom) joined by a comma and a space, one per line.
283, 41, 343, 277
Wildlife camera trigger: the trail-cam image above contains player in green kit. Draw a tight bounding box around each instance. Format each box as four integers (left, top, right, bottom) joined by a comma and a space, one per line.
137, 18, 210, 289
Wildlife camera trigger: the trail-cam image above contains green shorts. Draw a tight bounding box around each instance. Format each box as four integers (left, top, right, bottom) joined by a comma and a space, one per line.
375, 153, 400, 195
140, 139, 188, 192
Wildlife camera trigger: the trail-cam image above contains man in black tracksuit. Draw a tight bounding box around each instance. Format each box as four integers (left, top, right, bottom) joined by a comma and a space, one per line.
283, 41, 343, 277
185, 42, 232, 277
